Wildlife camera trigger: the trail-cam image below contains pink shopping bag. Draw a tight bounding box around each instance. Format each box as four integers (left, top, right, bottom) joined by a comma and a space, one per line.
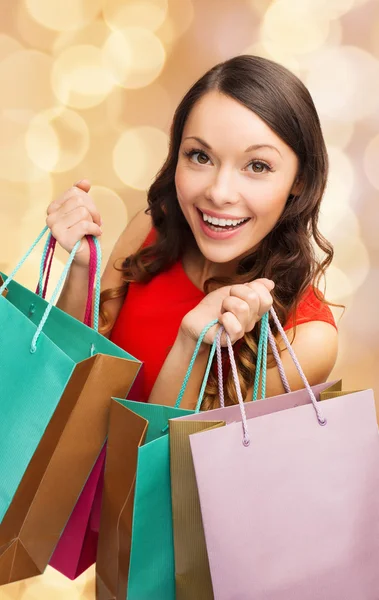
189, 312, 379, 600
48, 237, 143, 579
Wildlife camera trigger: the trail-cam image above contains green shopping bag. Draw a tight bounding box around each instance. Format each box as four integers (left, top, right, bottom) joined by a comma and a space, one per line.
0, 227, 140, 526
96, 320, 219, 600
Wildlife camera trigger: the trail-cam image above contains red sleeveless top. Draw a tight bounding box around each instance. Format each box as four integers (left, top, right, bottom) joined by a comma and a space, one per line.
111, 231, 336, 402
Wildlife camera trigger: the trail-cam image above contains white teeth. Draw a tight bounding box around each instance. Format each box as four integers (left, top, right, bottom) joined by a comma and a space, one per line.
201, 211, 247, 227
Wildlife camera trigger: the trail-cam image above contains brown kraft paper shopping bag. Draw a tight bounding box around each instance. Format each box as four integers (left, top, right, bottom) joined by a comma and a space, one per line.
0, 354, 140, 585
95, 398, 148, 600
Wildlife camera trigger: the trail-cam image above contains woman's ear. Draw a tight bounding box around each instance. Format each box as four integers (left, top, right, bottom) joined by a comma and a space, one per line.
290, 175, 303, 197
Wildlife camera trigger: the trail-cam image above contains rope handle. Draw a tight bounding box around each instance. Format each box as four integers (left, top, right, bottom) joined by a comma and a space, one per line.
36, 233, 56, 299
217, 313, 270, 409
269, 307, 326, 425
174, 319, 219, 410
0, 226, 102, 351
36, 234, 99, 330
221, 306, 326, 446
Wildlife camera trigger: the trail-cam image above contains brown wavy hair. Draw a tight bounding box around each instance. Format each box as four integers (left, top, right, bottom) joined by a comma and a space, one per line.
100, 55, 333, 409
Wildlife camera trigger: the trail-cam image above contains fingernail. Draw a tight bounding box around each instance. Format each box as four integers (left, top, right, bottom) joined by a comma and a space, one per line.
74, 179, 83, 186
100, 218, 103, 226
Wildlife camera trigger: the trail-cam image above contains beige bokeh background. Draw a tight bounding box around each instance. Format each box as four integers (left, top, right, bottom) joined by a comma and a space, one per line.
1, 0, 379, 597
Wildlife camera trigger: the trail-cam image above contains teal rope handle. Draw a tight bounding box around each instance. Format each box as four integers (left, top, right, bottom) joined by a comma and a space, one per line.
0, 226, 49, 296
261, 313, 268, 399
30, 240, 81, 353
161, 319, 219, 432
194, 331, 219, 412
174, 319, 219, 409
252, 312, 269, 401
93, 236, 102, 333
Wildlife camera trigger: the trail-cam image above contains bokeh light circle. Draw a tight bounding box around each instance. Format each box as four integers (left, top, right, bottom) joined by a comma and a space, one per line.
25, 0, 102, 32
363, 134, 379, 191
113, 126, 168, 190
103, 0, 168, 32
305, 46, 379, 121
261, 0, 330, 56
103, 27, 166, 89
0, 110, 47, 182
52, 44, 115, 109
318, 147, 355, 236
26, 107, 90, 173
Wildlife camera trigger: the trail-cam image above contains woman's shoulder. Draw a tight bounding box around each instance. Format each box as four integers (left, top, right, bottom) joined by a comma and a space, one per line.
284, 285, 337, 331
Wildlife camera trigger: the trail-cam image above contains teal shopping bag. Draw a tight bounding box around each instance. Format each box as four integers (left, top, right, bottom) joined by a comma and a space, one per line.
0, 227, 140, 528
96, 321, 219, 600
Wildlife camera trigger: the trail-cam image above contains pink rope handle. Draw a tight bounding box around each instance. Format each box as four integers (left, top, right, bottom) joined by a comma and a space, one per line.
217, 326, 250, 445
269, 308, 326, 425
84, 236, 97, 327
216, 328, 225, 408
36, 236, 57, 298
35, 235, 97, 328
268, 327, 291, 393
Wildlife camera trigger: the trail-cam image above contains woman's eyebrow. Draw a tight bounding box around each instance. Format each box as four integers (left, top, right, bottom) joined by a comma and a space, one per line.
183, 137, 282, 158
183, 135, 211, 149
244, 143, 282, 157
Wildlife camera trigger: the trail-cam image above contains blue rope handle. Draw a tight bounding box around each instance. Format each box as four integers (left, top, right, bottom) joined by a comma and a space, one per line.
30, 240, 81, 352
174, 319, 219, 409
37, 235, 102, 332
194, 331, 220, 412
0, 226, 49, 296
252, 312, 269, 401
161, 319, 219, 432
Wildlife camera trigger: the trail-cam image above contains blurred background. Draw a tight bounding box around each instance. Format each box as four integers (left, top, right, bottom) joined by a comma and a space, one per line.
1, 0, 379, 595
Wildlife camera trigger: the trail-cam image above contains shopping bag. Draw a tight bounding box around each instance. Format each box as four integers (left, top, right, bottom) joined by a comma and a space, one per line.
48, 236, 111, 579
96, 320, 219, 600
0, 228, 141, 584
190, 311, 379, 599
169, 319, 336, 600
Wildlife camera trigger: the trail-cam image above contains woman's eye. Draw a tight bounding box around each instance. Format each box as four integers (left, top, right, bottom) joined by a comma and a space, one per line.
247, 161, 270, 173
188, 151, 210, 165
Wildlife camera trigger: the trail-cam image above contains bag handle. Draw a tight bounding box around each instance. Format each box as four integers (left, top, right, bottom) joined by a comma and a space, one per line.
219, 306, 327, 446
36, 233, 56, 299
217, 312, 291, 408
0, 226, 102, 351
36, 234, 98, 329
268, 307, 325, 424
174, 319, 219, 412
217, 313, 269, 408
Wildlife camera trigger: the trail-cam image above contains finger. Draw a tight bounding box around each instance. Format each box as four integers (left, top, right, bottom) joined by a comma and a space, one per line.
245, 281, 274, 317
246, 278, 275, 292
218, 311, 244, 345
48, 191, 101, 227
51, 221, 102, 253
47, 204, 93, 232
74, 178, 91, 193
229, 282, 273, 323
221, 295, 252, 332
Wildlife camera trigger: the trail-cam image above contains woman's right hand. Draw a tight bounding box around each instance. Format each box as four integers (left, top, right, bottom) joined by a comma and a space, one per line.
180, 278, 274, 349
46, 179, 102, 268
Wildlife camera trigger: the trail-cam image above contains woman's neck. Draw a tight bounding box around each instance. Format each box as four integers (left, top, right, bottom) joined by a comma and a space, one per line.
182, 245, 239, 290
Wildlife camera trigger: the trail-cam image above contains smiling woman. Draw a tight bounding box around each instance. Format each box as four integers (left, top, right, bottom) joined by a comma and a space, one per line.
47, 55, 338, 409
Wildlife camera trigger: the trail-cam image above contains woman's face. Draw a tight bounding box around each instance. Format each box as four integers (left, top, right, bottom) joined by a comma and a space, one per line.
175, 90, 300, 265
